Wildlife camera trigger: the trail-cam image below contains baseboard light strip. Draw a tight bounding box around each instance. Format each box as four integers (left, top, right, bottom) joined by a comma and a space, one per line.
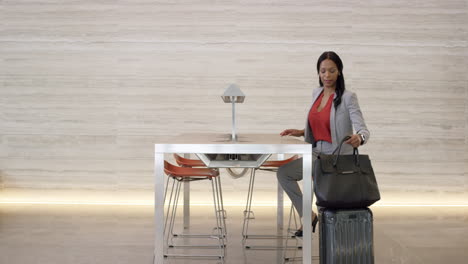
1, 201, 467, 207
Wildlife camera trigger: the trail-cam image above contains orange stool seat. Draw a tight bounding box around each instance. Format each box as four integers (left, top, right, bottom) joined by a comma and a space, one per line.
165, 160, 218, 178
173, 154, 206, 167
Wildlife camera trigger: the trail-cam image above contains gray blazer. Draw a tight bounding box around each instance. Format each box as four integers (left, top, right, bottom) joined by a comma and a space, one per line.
304, 87, 370, 154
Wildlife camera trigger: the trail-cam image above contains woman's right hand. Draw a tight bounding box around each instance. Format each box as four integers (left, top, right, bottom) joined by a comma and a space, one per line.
280, 129, 304, 137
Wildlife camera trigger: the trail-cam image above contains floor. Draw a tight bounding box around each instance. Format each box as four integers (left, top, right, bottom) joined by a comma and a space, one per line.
0, 204, 467, 264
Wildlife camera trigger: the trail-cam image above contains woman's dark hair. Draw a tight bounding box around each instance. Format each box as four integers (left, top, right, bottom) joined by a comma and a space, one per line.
316, 51, 345, 109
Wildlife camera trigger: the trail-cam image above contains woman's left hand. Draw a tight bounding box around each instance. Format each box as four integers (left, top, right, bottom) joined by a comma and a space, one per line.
345, 134, 362, 148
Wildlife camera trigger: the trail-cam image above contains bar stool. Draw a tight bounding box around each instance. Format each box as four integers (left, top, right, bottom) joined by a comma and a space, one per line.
242, 155, 299, 248
173, 154, 227, 237
163, 160, 226, 260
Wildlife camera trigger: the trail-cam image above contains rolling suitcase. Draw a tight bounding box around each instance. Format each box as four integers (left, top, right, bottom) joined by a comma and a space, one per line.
319, 208, 374, 264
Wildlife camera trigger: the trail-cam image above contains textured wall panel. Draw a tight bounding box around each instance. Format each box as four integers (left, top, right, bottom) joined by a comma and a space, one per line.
0, 0, 467, 204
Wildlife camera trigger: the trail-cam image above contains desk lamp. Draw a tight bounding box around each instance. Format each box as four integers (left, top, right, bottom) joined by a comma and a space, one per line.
221, 84, 245, 141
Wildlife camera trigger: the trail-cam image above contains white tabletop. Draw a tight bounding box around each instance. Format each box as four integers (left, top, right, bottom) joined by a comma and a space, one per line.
155, 133, 311, 154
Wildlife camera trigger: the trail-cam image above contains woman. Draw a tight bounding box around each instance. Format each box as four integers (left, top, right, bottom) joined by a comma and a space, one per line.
277, 51, 370, 237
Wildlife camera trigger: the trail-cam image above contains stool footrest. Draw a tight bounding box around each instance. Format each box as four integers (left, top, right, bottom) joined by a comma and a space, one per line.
243, 210, 255, 220
243, 234, 295, 239
173, 233, 225, 239
284, 256, 319, 262
245, 245, 302, 250
164, 254, 224, 259
169, 244, 226, 248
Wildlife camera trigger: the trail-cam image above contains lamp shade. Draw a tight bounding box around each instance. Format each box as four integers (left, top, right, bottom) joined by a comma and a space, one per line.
221, 84, 245, 103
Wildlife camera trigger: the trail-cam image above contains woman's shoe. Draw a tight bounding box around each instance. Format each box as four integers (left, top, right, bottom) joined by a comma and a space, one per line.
294, 213, 319, 237
312, 213, 319, 232
294, 229, 303, 237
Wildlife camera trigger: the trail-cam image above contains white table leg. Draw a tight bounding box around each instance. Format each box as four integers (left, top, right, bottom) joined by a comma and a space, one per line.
183, 153, 190, 229
276, 154, 285, 230
302, 153, 313, 264
154, 153, 165, 264
276, 154, 285, 263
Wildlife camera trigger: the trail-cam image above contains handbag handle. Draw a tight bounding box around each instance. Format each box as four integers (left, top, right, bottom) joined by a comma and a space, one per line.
332, 136, 360, 167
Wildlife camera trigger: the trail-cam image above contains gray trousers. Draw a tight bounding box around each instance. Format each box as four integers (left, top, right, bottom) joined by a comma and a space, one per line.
277, 141, 334, 217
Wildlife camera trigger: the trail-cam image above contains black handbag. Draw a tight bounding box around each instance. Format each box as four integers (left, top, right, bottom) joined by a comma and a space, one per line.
314, 136, 380, 209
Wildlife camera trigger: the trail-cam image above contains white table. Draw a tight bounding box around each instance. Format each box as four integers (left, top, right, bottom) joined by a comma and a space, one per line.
154, 133, 313, 264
